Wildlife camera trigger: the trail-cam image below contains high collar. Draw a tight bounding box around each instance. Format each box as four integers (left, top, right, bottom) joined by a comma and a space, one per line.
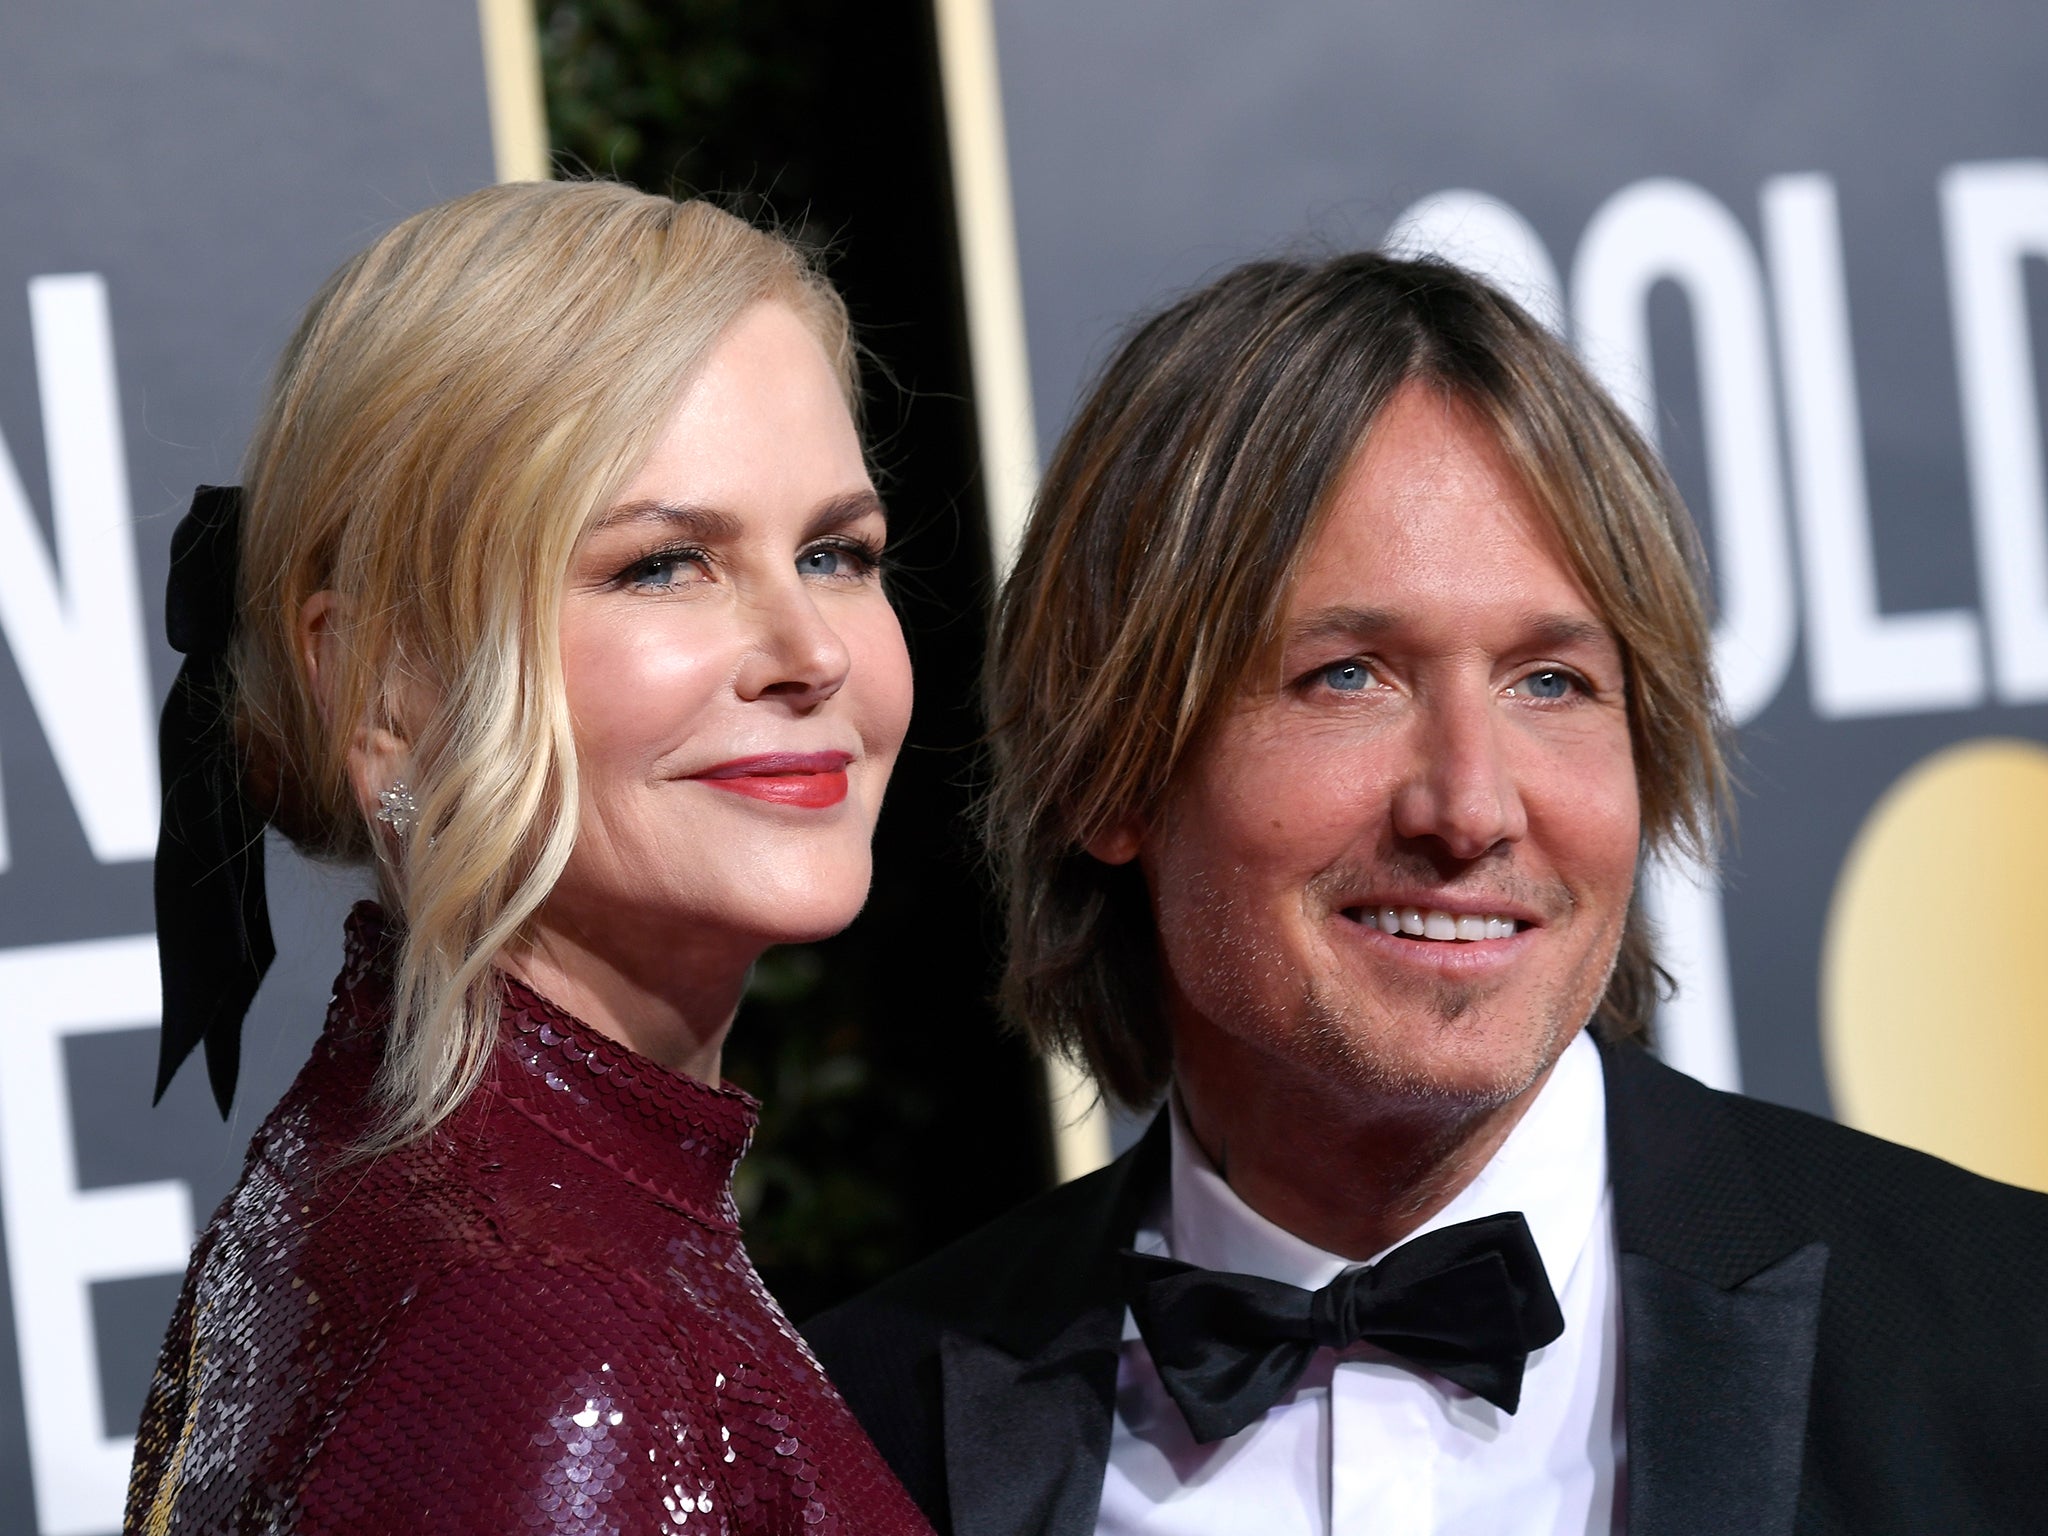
334, 901, 759, 1232
1157, 1028, 1608, 1298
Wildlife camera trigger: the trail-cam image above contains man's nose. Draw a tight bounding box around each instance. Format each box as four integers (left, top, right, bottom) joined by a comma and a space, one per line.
733, 577, 852, 707
1389, 687, 1527, 859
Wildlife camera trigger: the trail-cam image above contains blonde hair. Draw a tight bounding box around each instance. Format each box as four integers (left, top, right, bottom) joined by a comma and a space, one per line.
986, 254, 1728, 1108
234, 180, 853, 1147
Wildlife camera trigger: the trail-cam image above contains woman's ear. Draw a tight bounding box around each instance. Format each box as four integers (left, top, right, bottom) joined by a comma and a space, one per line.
300, 590, 411, 824
299, 591, 342, 716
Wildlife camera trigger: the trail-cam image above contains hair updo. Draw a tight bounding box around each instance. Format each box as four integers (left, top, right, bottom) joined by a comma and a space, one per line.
232, 180, 854, 1146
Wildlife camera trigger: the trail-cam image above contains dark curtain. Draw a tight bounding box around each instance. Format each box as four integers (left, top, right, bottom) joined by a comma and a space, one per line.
542, 0, 1053, 1318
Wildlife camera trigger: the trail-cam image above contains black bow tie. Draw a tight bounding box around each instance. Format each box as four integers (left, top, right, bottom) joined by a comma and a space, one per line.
1122, 1210, 1565, 1444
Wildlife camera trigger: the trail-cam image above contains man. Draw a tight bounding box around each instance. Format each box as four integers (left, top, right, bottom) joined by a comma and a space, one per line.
806, 255, 2048, 1534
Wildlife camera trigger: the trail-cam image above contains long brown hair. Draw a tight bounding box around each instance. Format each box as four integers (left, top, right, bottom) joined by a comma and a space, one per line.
984, 253, 1727, 1109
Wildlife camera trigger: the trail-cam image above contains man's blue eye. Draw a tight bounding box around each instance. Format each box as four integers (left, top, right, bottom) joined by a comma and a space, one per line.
1322, 661, 1375, 692
1519, 669, 1573, 699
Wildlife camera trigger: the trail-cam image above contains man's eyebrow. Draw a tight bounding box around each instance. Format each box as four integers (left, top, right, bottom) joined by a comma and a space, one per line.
1286, 605, 1399, 646
1284, 605, 1618, 650
1521, 613, 1619, 652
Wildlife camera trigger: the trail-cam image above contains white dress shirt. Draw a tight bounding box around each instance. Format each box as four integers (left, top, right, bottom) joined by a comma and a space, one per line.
1095, 1029, 1624, 1536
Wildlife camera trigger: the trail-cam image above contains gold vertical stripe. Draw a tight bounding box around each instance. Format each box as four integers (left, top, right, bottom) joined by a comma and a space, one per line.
477, 0, 551, 183
932, 0, 1112, 1182
1042, 1053, 1114, 1185
932, 0, 1041, 571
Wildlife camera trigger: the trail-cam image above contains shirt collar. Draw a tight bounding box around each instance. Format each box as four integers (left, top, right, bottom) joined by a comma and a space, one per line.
1161, 1027, 1608, 1299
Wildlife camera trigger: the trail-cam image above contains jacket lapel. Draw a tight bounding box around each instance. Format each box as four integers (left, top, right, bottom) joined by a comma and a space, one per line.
940, 1316, 1124, 1536
938, 1117, 1167, 1536
1602, 1042, 1827, 1536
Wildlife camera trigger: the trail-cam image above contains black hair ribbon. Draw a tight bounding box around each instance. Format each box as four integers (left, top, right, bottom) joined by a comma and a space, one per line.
153, 484, 274, 1117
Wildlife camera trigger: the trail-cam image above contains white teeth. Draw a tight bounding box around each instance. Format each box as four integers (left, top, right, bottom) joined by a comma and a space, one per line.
1365, 907, 1521, 942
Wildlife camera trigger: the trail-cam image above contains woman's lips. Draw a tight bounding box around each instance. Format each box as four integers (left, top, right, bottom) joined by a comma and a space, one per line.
690, 751, 853, 809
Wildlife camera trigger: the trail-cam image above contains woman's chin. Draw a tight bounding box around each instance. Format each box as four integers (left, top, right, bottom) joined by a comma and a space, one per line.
743, 907, 867, 949
723, 872, 874, 948
538, 854, 873, 956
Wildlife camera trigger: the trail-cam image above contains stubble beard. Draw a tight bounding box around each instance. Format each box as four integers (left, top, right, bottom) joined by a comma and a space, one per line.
1292, 967, 1561, 1123
1175, 850, 1627, 1134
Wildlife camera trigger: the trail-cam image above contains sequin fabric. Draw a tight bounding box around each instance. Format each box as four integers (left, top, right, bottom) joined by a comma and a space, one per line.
126, 904, 935, 1536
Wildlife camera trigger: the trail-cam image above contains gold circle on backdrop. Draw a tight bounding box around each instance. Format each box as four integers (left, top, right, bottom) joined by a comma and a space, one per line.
1821, 736, 2048, 1192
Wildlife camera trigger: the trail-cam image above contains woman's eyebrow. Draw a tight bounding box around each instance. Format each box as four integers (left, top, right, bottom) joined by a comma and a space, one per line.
805, 490, 889, 537
590, 493, 886, 541
590, 500, 745, 540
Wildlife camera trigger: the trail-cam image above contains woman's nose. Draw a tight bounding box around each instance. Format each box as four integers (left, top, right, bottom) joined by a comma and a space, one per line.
1388, 689, 1528, 859
733, 578, 852, 706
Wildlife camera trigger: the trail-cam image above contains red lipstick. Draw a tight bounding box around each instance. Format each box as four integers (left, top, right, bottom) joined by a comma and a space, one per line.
690, 751, 852, 809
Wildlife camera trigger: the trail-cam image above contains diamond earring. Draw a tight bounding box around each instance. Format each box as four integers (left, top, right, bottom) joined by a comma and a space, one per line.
375, 780, 418, 838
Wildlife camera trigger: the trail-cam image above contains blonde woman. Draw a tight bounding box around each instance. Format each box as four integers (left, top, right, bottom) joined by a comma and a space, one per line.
129, 182, 932, 1535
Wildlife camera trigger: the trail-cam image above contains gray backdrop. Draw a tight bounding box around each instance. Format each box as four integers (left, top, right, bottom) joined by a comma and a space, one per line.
4, 2, 2045, 1529
990, 0, 2048, 1131
0, 6, 495, 1531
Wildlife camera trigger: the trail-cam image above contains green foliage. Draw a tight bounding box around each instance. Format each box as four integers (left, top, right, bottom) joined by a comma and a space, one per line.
542, 0, 833, 209
728, 948, 921, 1302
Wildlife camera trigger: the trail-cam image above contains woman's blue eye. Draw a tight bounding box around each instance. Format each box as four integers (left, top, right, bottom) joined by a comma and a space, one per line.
798, 541, 880, 579
626, 554, 695, 589
800, 547, 850, 577
1321, 661, 1375, 692
1517, 669, 1574, 699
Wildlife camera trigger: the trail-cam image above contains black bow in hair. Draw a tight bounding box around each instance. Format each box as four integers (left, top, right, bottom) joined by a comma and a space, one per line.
153, 484, 274, 1117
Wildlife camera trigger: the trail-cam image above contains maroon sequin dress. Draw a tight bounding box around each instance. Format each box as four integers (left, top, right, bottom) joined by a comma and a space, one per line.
126, 905, 933, 1536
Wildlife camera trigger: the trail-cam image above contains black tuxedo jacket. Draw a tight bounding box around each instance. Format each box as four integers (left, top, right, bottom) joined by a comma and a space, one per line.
807, 1040, 2048, 1535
